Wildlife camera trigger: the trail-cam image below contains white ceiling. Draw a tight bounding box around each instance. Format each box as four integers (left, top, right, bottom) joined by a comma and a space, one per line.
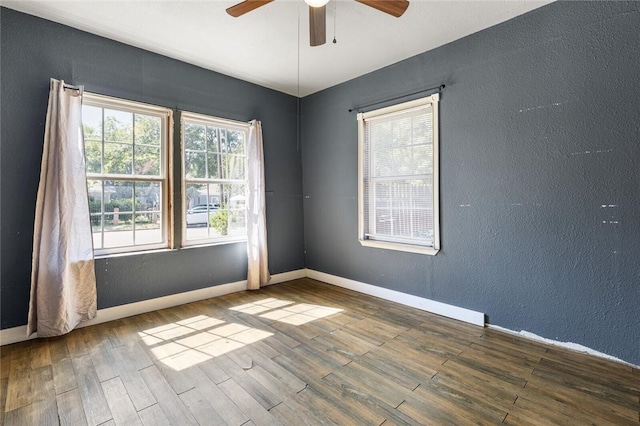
2, 0, 551, 96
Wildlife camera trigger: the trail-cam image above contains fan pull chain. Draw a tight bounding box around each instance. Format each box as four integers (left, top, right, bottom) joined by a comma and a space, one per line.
333, 0, 337, 43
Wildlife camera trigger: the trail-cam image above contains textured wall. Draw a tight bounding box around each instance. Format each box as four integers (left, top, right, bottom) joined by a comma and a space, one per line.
0, 8, 304, 328
301, 2, 640, 364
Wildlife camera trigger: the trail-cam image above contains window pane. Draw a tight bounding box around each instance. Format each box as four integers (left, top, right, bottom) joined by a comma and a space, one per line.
412, 145, 431, 175
371, 122, 392, 151
412, 179, 432, 208
185, 123, 205, 151
82, 105, 103, 140
392, 117, 412, 147
208, 184, 224, 209
373, 149, 393, 177
412, 114, 431, 144
374, 181, 390, 208
375, 209, 392, 235
373, 147, 420, 178
206, 126, 219, 152
103, 214, 133, 248
184, 182, 246, 240
85, 141, 102, 173
185, 183, 212, 241
135, 114, 161, 146
104, 109, 133, 143
225, 184, 246, 208
205, 183, 246, 238
414, 209, 433, 243
206, 184, 226, 237
225, 154, 245, 180
228, 130, 245, 155
102, 181, 134, 248
185, 224, 209, 241
225, 184, 247, 236
104, 181, 134, 219
392, 147, 411, 176
134, 145, 161, 176
207, 154, 220, 179
135, 182, 160, 212
104, 142, 133, 174
185, 151, 206, 179
134, 221, 162, 245
219, 129, 229, 153
88, 180, 103, 213
186, 183, 208, 209
91, 217, 103, 249
134, 182, 162, 245
208, 208, 228, 238
88, 179, 103, 249
391, 209, 412, 237
229, 209, 246, 236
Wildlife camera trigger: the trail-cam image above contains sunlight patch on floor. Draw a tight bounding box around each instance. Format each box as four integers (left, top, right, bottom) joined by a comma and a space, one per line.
230, 298, 343, 326
138, 315, 273, 371
140, 298, 343, 371
230, 297, 295, 314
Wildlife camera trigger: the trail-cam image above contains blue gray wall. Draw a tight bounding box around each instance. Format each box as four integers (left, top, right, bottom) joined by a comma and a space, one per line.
0, 8, 304, 329
301, 1, 640, 364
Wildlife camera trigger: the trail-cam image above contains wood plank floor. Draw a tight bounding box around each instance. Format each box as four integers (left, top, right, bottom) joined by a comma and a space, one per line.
1, 278, 638, 425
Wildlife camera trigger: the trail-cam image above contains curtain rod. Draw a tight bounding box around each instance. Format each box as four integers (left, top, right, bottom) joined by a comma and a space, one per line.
63, 83, 82, 92
348, 84, 445, 113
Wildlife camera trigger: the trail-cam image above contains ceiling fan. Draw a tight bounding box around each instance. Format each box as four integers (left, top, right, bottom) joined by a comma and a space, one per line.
226, 0, 410, 46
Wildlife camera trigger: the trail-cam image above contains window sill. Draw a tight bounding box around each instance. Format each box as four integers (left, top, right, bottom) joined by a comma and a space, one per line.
94, 238, 248, 259
359, 239, 439, 256
94, 247, 177, 260
181, 238, 247, 250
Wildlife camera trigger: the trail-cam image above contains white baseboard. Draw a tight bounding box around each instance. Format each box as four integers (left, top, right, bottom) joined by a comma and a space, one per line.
265, 269, 307, 286
305, 269, 485, 327
0, 269, 306, 346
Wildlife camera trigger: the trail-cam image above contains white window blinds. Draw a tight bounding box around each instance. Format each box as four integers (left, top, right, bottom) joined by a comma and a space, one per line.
358, 95, 439, 253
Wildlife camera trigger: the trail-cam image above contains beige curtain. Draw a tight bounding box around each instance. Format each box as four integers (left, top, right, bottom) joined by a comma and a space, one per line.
27, 79, 97, 337
246, 120, 270, 290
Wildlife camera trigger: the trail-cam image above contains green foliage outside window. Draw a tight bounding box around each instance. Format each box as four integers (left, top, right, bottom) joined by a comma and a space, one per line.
83, 113, 162, 176
208, 207, 243, 236
209, 209, 229, 236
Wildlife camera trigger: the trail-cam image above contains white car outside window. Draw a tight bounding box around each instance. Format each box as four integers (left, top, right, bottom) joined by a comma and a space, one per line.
186, 204, 218, 226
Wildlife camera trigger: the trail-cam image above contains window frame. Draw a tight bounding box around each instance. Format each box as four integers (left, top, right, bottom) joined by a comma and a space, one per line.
181, 111, 250, 248
82, 92, 173, 257
357, 94, 440, 255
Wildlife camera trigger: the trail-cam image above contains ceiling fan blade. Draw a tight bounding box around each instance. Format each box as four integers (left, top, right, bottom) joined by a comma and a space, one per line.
354, 0, 409, 17
309, 5, 326, 47
226, 0, 274, 18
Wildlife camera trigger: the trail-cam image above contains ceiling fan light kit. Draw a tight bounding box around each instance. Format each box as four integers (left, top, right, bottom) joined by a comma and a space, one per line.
304, 0, 330, 7
226, 0, 410, 46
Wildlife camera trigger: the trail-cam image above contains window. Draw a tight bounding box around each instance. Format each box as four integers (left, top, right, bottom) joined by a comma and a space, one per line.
182, 112, 249, 246
82, 94, 172, 255
81, 95, 249, 255
357, 94, 440, 255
